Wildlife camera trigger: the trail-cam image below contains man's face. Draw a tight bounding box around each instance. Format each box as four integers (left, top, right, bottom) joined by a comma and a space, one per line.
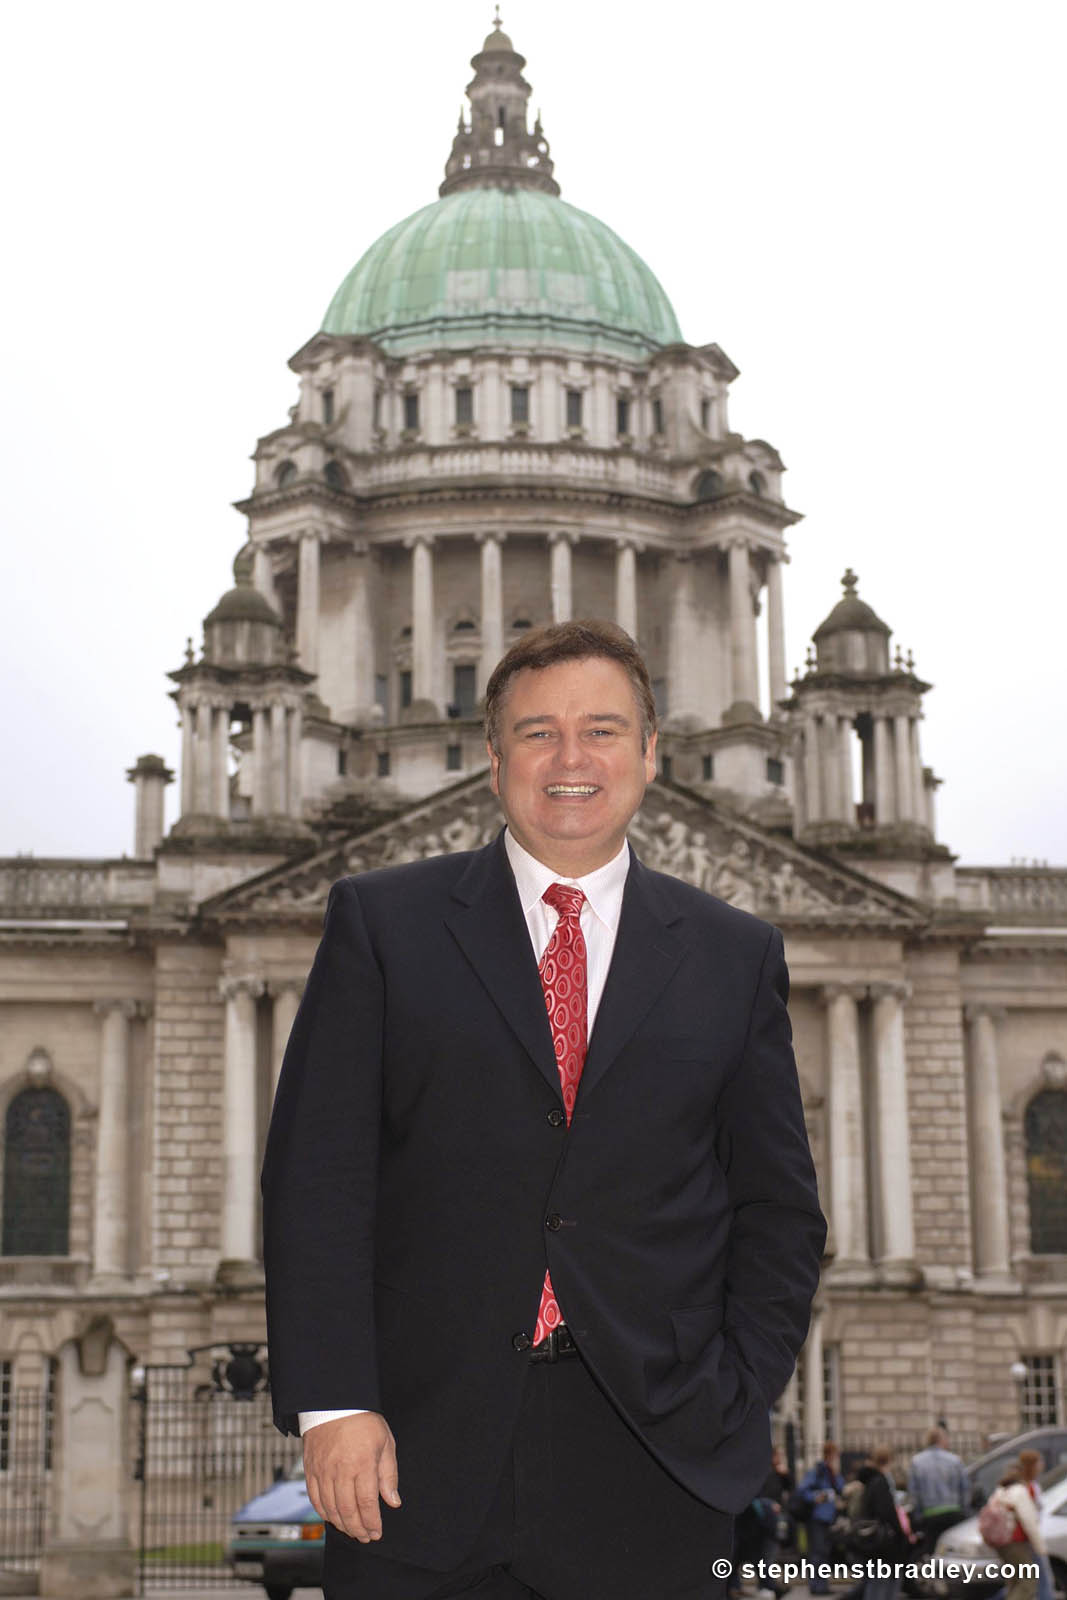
488, 655, 657, 875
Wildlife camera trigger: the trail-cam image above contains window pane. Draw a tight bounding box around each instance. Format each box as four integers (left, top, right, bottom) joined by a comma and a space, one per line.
1026, 1090, 1067, 1253
446, 744, 462, 771
403, 392, 419, 431
376, 751, 391, 778
453, 664, 477, 717
566, 389, 583, 428
3, 1088, 70, 1256
510, 386, 529, 424
616, 397, 630, 436
652, 398, 664, 435
455, 386, 473, 425
400, 670, 412, 709
322, 388, 334, 426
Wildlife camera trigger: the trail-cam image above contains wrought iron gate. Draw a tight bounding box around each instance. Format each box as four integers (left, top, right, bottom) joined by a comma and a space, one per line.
135, 1343, 300, 1592
0, 1384, 52, 1576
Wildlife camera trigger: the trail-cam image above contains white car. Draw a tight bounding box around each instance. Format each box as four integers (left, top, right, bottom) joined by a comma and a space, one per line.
935, 1463, 1067, 1598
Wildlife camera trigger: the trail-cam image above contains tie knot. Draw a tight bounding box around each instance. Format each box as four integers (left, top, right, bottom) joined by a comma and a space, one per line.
543, 883, 585, 921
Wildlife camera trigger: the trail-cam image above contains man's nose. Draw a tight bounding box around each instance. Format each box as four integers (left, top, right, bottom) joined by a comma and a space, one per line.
555, 729, 585, 767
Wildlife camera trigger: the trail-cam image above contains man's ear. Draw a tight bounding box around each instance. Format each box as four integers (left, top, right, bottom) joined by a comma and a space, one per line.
487, 742, 501, 795
644, 729, 658, 782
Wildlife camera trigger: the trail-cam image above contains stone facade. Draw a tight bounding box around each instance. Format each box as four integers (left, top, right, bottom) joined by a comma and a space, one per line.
0, 30, 1066, 1578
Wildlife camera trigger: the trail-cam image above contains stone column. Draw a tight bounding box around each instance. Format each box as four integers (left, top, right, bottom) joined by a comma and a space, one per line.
766, 554, 787, 713
92, 1001, 135, 1282
837, 715, 854, 824
873, 714, 895, 826
821, 985, 870, 1276
549, 532, 574, 623
410, 535, 435, 703
870, 982, 917, 1281
271, 981, 304, 1098
615, 540, 639, 639
667, 554, 699, 721
893, 713, 913, 824
219, 977, 264, 1275
194, 700, 213, 814
349, 541, 376, 722
726, 538, 759, 715
909, 718, 927, 827
251, 707, 271, 817
212, 705, 230, 819
965, 1006, 1012, 1283
478, 533, 504, 696
287, 704, 303, 815
297, 531, 321, 674
270, 702, 288, 815
802, 1306, 825, 1462
179, 703, 195, 816
252, 544, 278, 610
803, 715, 822, 825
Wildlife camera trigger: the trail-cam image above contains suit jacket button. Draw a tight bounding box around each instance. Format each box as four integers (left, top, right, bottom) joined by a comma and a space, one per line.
547, 1109, 565, 1127
512, 1332, 532, 1352
546, 1213, 563, 1232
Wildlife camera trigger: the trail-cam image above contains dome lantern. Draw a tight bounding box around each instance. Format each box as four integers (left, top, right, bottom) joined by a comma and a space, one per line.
440, 13, 559, 198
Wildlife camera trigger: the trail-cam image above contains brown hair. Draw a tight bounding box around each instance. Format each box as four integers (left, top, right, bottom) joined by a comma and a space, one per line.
1018, 1449, 1043, 1480
871, 1444, 892, 1469
483, 619, 657, 753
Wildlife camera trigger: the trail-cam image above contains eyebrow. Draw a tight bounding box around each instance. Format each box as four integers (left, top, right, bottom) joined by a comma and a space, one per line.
511, 712, 632, 732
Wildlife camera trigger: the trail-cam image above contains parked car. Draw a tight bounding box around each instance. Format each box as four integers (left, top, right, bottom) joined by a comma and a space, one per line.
966, 1428, 1067, 1508
227, 1459, 325, 1600
935, 1460, 1067, 1598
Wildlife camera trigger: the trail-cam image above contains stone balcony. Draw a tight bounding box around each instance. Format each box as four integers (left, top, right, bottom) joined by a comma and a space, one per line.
955, 866, 1067, 925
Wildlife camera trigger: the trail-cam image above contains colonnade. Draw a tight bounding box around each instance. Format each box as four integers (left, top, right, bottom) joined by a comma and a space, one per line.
799, 708, 927, 830
820, 982, 916, 1281
285, 529, 787, 719
179, 695, 303, 821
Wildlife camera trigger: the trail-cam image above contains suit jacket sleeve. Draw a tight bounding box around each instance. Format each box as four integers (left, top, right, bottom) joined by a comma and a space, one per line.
261, 878, 384, 1435
713, 926, 825, 1409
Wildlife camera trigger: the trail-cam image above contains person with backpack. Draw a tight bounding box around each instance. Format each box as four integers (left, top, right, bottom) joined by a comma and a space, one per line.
979, 1465, 1047, 1600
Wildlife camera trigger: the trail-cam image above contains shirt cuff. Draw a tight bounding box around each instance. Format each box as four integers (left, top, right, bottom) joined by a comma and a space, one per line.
298, 1409, 368, 1434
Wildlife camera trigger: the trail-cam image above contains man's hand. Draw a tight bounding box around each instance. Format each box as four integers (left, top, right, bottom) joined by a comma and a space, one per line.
303, 1412, 401, 1542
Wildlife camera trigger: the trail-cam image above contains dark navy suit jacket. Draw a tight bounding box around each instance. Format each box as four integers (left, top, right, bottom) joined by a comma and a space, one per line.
262, 831, 826, 1570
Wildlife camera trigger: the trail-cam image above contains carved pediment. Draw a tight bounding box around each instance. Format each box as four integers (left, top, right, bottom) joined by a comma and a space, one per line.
205, 772, 924, 929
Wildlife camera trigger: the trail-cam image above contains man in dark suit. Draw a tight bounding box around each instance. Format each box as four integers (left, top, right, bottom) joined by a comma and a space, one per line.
262, 619, 826, 1600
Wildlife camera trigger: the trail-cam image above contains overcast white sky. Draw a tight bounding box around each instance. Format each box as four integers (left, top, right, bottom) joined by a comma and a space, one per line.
2, 0, 1064, 866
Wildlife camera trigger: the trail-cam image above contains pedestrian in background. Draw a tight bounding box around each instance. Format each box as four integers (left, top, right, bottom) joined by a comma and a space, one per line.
860, 1445, 907, 1600
908, 1426, 970, 1555
800, 1442, 843, 1594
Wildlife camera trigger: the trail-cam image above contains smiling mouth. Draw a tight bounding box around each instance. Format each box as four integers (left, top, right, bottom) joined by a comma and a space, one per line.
545, 784, 599, 796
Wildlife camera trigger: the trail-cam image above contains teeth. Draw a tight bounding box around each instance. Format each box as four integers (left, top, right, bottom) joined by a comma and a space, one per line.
547, 785, 597, 795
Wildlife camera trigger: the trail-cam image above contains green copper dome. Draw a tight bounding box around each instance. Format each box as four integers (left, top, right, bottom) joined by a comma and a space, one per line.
321, 187, 683, 360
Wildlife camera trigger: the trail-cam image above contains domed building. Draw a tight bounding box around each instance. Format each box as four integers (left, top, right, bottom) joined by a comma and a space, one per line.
0, 20, 1065, 1594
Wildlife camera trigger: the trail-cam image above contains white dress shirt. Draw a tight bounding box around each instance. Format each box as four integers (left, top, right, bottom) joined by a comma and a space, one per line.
299, 830, 631, 1436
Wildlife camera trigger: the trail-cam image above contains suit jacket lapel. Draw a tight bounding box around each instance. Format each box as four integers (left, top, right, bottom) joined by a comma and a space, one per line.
580, 852, 687, 1101
444, 831, 560, 1097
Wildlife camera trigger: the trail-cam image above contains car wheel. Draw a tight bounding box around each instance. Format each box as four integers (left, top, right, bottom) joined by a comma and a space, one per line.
264, 1586, 293, 1600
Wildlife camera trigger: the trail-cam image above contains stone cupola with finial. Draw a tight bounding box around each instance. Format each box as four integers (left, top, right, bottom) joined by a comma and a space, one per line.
166, 544, 316, 841
440, 11, 558, 196
785, 570, 945, 860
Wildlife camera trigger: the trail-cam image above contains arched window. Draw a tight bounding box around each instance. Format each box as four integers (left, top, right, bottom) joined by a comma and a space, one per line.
1025, 1089, 1067, 1253
748, 470, 767, 496
2, 1088, 70, 1256
274, 460, 297, 487
695, 469, 724, 502
324, 460, 346, 490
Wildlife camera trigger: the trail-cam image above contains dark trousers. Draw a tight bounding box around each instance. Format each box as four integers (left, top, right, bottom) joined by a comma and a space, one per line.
324, 1352, 732, 1600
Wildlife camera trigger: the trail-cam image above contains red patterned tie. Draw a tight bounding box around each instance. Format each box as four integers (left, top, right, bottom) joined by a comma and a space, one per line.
532, 882, 588, 1346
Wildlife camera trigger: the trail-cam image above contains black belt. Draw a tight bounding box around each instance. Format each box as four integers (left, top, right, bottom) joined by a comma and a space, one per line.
529, 1326, 580, 1363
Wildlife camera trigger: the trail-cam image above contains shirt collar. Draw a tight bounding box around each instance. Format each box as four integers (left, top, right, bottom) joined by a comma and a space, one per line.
503, 828, 630, 933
